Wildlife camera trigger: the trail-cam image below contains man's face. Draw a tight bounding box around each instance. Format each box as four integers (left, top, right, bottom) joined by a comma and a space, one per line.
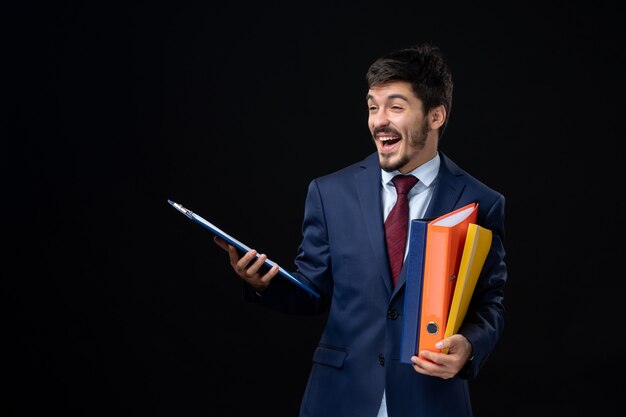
367, 81, 437, 173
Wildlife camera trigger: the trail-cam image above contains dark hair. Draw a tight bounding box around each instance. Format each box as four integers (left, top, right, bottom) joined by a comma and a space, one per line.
366, 43, 453, 138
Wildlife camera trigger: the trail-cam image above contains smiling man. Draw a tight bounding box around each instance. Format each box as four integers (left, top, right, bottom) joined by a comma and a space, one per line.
368, 80, 441, 173
215, 42, 508, 417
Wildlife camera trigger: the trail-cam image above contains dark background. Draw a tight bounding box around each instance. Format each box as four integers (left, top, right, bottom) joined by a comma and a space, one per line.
6, 2, 625, 416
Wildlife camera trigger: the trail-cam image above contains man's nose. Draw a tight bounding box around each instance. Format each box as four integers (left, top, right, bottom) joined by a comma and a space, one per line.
370, 111, 390, 129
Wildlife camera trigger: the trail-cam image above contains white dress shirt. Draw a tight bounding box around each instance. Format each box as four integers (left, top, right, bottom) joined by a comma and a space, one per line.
377, 153, 439, 417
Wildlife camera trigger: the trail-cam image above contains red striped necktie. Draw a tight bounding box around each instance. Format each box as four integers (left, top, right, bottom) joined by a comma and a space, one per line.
385, 174, 418, 287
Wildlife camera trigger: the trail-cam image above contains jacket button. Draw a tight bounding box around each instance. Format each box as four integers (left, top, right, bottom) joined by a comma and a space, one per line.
378, 354, 385, 366
387, 310, 398, 320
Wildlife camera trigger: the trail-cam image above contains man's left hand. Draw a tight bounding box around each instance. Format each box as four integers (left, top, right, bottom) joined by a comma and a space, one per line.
411, 334, 473, 379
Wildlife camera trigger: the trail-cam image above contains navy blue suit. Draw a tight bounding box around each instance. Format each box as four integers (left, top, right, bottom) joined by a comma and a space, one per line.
250, 151, 507, 417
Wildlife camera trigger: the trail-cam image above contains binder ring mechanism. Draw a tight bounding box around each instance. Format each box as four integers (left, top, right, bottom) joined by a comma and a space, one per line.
426, 322, 439, 335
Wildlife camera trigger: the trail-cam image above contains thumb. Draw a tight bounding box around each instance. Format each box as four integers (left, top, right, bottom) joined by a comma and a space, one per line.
435, 338, 453, 354
213, 235, 228, 251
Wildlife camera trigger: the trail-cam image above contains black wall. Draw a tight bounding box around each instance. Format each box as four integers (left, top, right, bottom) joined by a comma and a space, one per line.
6, 2, 625, 416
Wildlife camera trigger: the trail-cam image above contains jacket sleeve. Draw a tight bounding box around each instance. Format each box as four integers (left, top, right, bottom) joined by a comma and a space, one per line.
459, 193, 507, 379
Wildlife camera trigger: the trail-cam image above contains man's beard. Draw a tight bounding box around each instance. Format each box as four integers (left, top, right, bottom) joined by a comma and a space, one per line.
380, 120, 430, 172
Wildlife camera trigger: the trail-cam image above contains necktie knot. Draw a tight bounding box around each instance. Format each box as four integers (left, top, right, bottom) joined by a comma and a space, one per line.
392, 175, 418, 195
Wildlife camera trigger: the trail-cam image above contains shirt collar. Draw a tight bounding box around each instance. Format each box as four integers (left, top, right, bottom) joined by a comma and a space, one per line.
381, 152, 440, 187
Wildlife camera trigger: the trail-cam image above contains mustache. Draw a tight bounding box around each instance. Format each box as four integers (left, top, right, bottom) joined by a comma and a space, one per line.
373, 127, 401, 136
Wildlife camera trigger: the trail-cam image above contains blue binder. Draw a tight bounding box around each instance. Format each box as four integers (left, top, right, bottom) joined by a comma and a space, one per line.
168, 199, 320, 298
399, 219, 428, 364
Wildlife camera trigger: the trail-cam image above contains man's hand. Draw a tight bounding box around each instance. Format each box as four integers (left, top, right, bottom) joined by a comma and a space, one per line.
213, 236, 279, 292
410, 334, 473, 379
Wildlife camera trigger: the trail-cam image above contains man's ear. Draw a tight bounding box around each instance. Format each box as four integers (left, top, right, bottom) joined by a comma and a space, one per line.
429, 105, 447, 130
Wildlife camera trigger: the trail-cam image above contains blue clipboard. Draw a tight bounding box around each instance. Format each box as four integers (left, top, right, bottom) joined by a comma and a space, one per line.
168, 199, 320, 298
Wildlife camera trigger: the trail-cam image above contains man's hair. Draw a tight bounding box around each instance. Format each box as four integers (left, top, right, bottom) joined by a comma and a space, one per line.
366, 43, 454, 138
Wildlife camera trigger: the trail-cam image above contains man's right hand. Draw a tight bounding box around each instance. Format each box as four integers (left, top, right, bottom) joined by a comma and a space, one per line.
213, 236, 279, 292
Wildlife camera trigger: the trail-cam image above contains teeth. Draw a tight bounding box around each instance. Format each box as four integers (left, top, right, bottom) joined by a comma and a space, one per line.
379, 136, 397, 142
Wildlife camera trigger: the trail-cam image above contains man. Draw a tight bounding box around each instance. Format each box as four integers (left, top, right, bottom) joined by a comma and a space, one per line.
215, 42, 507, 417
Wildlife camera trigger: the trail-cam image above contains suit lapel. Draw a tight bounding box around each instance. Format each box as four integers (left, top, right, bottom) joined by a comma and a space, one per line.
355, 153, 394, 295
425, 153, 466, 219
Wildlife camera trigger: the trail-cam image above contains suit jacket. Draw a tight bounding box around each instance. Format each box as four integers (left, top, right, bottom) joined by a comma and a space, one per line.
250, 151, 507, 417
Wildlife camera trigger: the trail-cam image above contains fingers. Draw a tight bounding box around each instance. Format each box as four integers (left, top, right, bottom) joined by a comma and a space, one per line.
237, 250, 264, 275
213, 236, 278, 289
213, 236, 254, 271
411, 352, 455, 379
414, 350, 446, 369
439, 334, 472, 357
410, 335, 472, 379
213, 236, 230, 251
256, 263, 280, 289
238, 251, 280, 291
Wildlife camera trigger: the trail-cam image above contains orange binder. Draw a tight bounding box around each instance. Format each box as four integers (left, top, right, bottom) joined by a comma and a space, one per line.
442, 223, 492, 353
417, 202, 478, 358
